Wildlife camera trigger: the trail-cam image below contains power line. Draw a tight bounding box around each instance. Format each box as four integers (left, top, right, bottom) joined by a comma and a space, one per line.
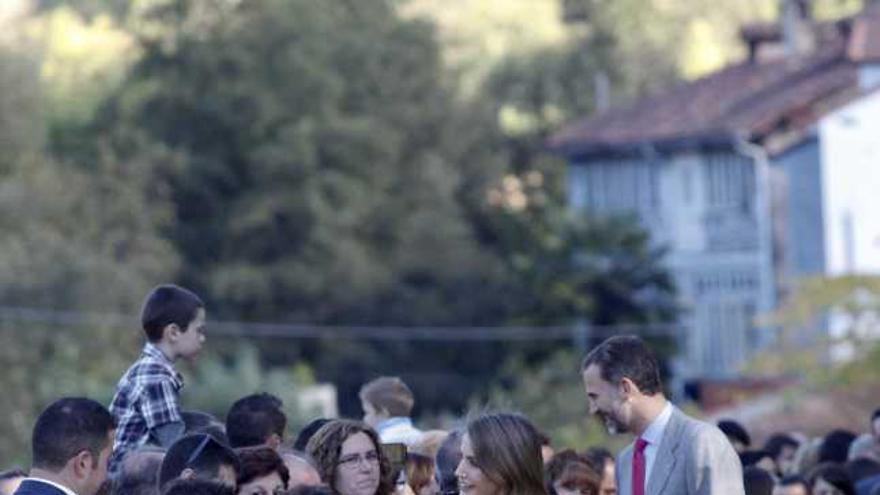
0, 306, 683, 341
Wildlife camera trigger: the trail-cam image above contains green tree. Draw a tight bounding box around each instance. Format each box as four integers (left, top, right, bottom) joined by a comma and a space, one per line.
96, 0, 506, 325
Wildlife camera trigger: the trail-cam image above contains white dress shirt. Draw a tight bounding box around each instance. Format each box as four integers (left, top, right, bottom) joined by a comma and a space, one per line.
640, 401, 674, 486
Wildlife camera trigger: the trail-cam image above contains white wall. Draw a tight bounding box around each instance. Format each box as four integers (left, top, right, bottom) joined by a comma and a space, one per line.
859, 65, 880, 90
819, 89, 880, 275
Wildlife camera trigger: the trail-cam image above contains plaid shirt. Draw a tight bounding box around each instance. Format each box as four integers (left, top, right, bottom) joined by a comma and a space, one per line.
108, 342, 184, 473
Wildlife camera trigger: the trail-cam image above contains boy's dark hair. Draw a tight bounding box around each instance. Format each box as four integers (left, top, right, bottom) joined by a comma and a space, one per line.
226, 393, 286, 448
743, 466, 774, 495
159, 434, 240, 490
236, 446, 290, 489
141, 284, 204, 342
161, 478, 235, 495
718, 419, 751, 448
764, 434, 798, 460
292, 419, 330, 453
581, 335, 662, 396
32, 397, 116, 471
359, 377, 415, 417
819, 430, 857, 464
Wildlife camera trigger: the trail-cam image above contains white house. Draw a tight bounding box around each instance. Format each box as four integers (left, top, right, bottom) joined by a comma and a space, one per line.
550, 1, 880, 379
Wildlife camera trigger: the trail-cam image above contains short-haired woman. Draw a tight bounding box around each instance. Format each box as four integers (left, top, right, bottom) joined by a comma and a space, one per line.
306, 420, 394, 495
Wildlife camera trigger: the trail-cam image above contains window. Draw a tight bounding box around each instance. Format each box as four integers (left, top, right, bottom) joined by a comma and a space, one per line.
571, 158, 660, 214
705, 153, 754, 210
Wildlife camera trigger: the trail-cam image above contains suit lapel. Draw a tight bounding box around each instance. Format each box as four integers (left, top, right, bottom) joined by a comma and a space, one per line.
646, 407, 682, 495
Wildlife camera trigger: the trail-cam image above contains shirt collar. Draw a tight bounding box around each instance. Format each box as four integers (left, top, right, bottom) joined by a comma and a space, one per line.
640, 401, 673, 447
25, 477, 79, 495
376, 417, 413, 433
143, 342, 174, 365
142, 342, 184, 388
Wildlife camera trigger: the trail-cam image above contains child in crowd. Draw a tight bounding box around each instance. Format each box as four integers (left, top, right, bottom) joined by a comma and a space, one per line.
108, 284, 207, 475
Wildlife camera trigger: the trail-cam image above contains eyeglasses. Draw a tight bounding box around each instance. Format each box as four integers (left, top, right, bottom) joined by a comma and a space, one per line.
337, 450, 379, 470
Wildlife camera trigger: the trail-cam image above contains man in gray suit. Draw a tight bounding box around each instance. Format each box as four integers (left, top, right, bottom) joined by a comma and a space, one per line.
581, 336, 744, 495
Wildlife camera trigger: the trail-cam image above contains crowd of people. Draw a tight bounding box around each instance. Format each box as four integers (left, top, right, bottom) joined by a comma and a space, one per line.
0, 284, 878, 495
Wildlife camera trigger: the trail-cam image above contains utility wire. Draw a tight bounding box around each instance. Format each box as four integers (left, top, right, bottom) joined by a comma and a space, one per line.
0, 306, 683, 341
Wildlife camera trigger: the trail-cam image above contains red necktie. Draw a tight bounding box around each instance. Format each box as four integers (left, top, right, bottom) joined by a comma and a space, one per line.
632, 437, 649, 495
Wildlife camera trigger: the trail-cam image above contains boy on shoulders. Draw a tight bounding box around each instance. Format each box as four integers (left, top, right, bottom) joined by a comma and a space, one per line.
108, 284, 207, 475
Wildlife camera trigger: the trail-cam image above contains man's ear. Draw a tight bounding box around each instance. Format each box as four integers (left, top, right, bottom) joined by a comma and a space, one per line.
619, 377, 639, 399
70, 450, 95, 480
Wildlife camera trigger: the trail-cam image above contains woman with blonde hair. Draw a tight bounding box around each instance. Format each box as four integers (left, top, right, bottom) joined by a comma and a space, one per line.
456, 412, 547, 495
306, 420, 395, 495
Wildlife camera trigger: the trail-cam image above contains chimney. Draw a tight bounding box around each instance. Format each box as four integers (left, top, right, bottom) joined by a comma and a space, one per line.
781, 0, 816, 56
847, 1, 880, 89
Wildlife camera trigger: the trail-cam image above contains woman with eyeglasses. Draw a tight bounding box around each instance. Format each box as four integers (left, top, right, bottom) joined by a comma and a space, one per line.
455, 412, 547, 495
306, 419, 394, 495
236, 445, 291, 495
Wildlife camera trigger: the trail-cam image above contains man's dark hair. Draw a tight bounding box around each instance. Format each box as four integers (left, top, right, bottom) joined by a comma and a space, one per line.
819, 430, 857, 464
226, 393, 287, 448
292, 419, 330, 453
743, 466, 774, 495
159, 434, 240, 490
236, 446, 290, 489
807, 463, 855, 495
763, 434, 798, 460
581, 335, 662, 396
182, 410, 229, 445
718, 419, 751, 448
846, 457, 880, 484
113, 447, 165, 495
141, 284, 204, 342
739, 450, 772, 468
161, 478, 235, 495
32, 397, 116, 471
872, 408, 880, 424
582, 447, 613, 473
436, 430, 463, 495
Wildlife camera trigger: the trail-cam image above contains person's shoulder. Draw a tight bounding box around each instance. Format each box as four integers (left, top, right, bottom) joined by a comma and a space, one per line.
14, 479, 70, 495
673, 408, 728, 443
124, 356, 179, 385
673, 408, 736, 456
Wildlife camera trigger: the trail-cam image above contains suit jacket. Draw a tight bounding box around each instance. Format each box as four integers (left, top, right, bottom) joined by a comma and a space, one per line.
13, 479, 74, 495
616, 406, 744, 495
